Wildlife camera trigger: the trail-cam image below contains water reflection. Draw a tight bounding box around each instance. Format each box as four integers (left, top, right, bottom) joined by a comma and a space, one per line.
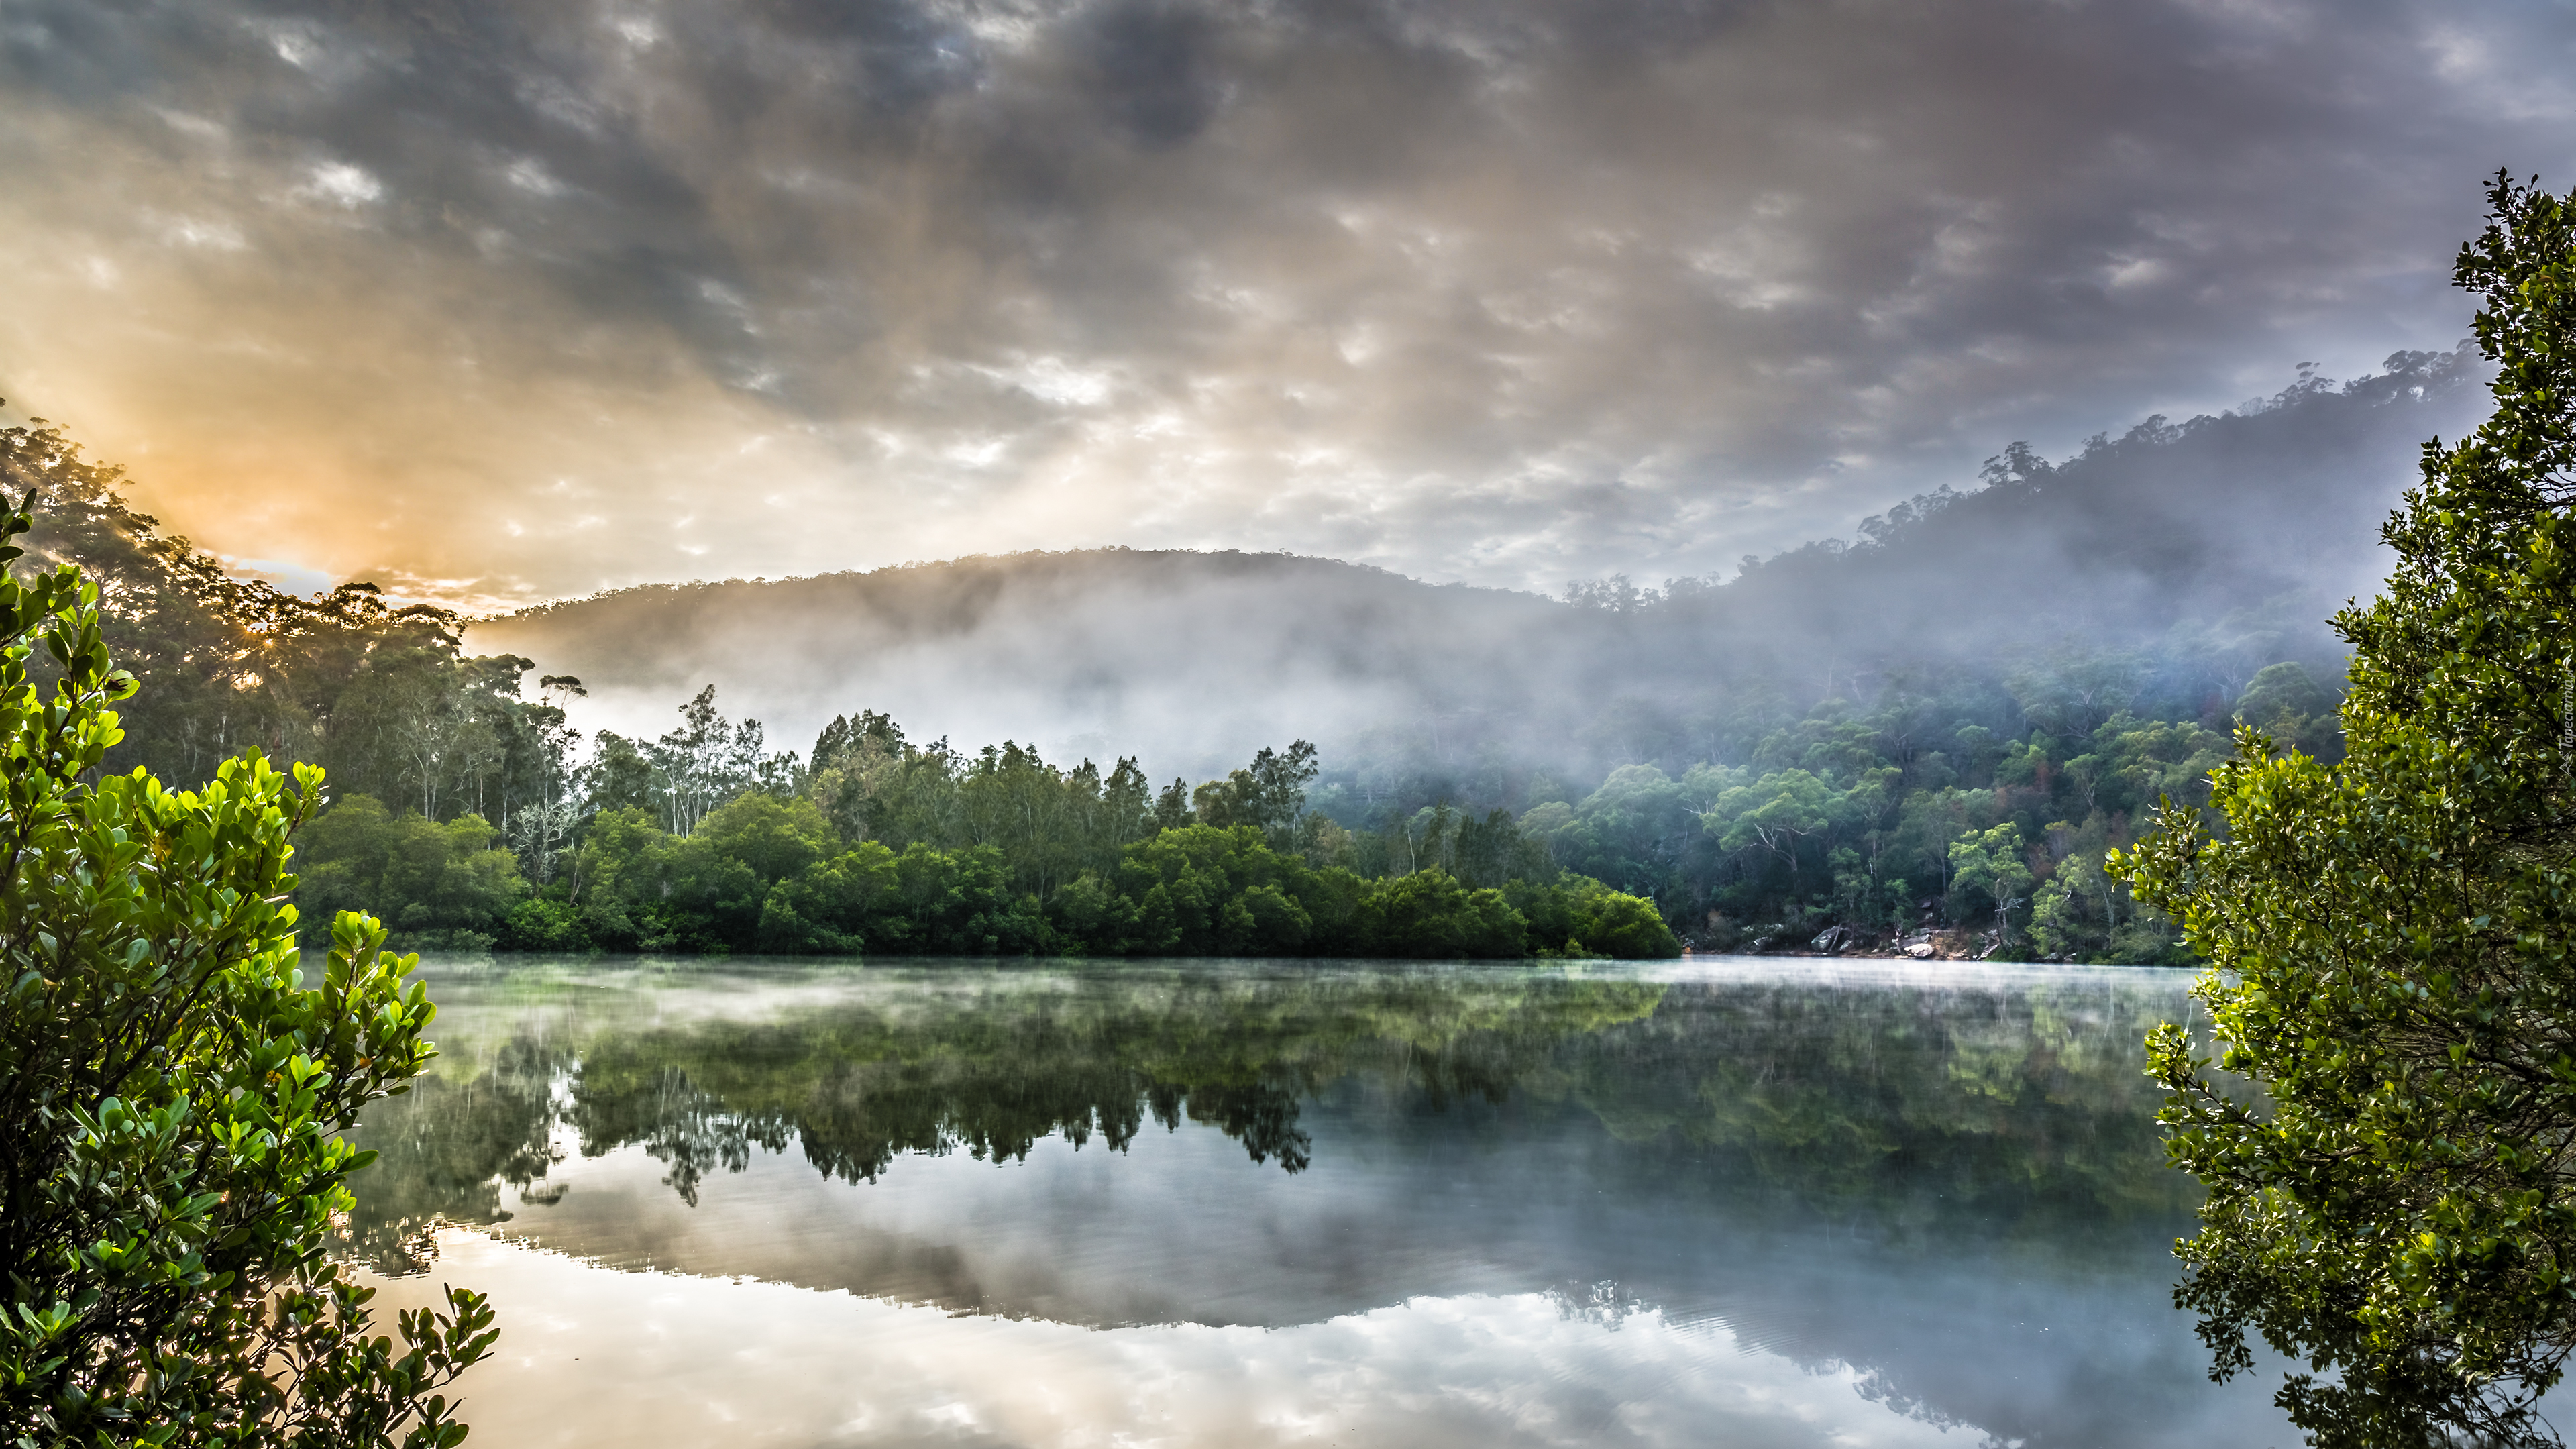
347, 966, 1674, 1262
343, 958, 2278, 1448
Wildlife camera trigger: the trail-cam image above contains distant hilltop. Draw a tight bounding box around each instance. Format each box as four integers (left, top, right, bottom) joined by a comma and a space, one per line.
471, 547, 1577, 783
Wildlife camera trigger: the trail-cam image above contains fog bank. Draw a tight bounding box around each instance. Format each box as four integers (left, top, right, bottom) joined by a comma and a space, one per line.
471, 352, 2489, 784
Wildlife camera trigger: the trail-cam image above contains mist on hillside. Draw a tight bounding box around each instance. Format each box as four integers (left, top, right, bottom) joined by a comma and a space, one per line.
470, 349, 2488, 794
472, 551, 1589, 789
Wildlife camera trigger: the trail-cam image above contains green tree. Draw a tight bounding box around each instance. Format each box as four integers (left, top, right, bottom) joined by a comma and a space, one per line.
1947, 823, 2033, 944
1505, 876, 1683, 958
582, 731, 657, 817
0, 497, 492, 1444
2120, 174, 2576, 1448
294, 796, 528, 952
1360, 869, 1527, 959
1111, 824, 1324, 955
1190, 740, 1319, 845
2234, 661, 2346, 763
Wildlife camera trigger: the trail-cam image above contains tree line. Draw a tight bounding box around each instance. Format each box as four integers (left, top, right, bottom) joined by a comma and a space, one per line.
286, 651, 2347, 964
268, 640, 2346, 966
1, 413, 581, 841
294, 695, 1676, 960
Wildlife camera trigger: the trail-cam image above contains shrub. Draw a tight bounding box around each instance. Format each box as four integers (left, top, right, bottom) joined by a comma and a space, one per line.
0, 498, 493, 1444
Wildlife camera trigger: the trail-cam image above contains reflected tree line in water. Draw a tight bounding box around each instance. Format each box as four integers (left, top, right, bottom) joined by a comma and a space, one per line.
339, 967, 2195, 1275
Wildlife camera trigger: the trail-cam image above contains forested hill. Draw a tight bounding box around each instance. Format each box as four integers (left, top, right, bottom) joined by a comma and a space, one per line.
476, 345, 2487, 784
1629, 346, 2487, 684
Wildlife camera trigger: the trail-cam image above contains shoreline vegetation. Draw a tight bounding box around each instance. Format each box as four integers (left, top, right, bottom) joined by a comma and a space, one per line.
295, 733, 1686, 960
2116, 172, 2576, 1448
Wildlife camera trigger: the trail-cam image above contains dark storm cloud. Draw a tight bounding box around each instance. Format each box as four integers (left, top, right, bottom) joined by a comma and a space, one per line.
0, 0, 2567, 604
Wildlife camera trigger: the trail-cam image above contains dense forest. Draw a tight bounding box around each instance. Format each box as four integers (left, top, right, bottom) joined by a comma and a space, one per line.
3, 377, 2378, 962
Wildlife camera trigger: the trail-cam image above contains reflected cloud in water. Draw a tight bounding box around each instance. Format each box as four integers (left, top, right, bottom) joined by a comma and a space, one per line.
375, 1231, 1969, 1449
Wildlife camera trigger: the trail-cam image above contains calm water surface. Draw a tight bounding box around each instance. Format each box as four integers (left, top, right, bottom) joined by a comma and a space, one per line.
347, 955, 2296, 1448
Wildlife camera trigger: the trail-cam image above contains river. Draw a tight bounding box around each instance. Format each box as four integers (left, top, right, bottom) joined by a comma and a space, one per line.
345, 955, 2295, 1448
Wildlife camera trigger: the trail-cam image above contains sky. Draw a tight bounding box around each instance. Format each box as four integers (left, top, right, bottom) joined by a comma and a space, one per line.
2, 0, 2571, 610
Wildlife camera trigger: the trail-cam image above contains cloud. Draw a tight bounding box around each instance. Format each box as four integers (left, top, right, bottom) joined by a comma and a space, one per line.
297, 160, 382, 207
0, 0, 2569, 605
374, 1232, 1990, 1448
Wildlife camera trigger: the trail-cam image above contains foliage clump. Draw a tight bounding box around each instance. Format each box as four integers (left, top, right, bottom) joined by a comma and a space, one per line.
2121, 174, 2576, 1448
0, 494, 492, 1446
